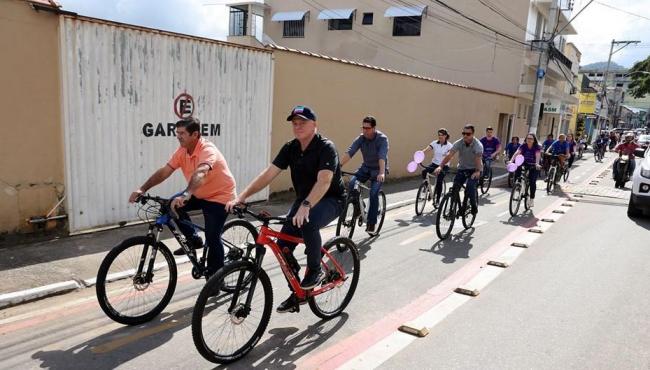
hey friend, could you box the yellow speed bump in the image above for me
[455,286,480,297]
[487,260,509,268]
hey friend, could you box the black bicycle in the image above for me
[415,163,447,215]
[96,193,258,325]
[337,171,386,238]
[509,165,533,217]
[545,154,567,194]
[435,174,479,240]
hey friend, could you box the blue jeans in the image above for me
[452,169,479,213]
[421,163,449,199]
[176,197,228,276]
[277,196,344,274]
[349,166,383,225]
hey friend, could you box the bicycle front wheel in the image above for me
[415,182,429,215]
[375,191,387,234]
[509,182,523,217]
[436,193,456,240]
[336,199,357,238]
[480,167,492,194]
[563,167,570,182]
[221,219,259,292]
[96,236,177,325]
[308,236,360,319]
[433,180,447,209]
[192,261,272,364]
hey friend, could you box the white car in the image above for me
[628,147,650,217]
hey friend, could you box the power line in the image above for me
[478,0,536,37]
[551,0,594,40]
[594,1,650,21]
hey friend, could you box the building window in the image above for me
[393,16,422,36]
[588,73,595,77]
[283,19,305,38]
[615,73,624,78]
[328,14,353,30]
[362,12,373,25]
[229,7,247,36]
[616,83,624,87]
[517,103,522,119]
[596,73,603,77]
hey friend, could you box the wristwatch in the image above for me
[182,191,192,198]
[301,200,311,208]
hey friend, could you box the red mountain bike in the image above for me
[191,205,360,364]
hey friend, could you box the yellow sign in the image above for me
[578,93,597,114]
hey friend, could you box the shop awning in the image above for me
[271,10,309,22]
[384,5,426,17]
[317,8,355,20]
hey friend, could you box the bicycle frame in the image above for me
[242,225,349,302]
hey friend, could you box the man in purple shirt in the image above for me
[479,126,501,182]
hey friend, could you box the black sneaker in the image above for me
[300,269,325,290]
[174,236,204,256]
[365,224,376,236]
[276,294,302,313]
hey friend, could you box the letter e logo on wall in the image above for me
[174,92,194,119]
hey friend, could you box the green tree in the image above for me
[628,55,650,99]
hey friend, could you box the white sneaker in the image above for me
[528,198,534,208]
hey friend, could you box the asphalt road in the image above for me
[1,152,647,370]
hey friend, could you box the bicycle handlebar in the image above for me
[341,171,356,177]
[231,204,287,224]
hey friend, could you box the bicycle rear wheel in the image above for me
[461,192,476,229]
[433,180,447,209]
[336,199,357,238]
[96,236,177,325]
[192,261,272,364]
[415,182,429,215]
[546,168,556,194]
[509,182,523,217]
[435,193,456,240]
[563,167,570,182]
[375,191,387,234]
[221,219,259,292]
[308,236,360,319]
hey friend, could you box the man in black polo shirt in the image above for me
[227,105,345,313]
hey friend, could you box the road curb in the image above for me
[0,281,81,309]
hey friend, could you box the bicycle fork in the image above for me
[137,227,162,284]
[228,245,267,318]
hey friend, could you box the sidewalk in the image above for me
[0,167,508,308]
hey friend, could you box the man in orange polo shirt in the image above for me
[129,117,236,278]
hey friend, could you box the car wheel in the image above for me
[627,194,643,218]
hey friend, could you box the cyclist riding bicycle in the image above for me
[128,117,236,279]
[509,133,542,208]
[613,133,640,180]
[504,136,520,161]
[542,134,555,152]
[567,133,578,168]
[340,116,389,236]
[479,126,501,171]
[226,105,345,314]
[594,133,609,160]
[545,133,571,171]
[419,128,453,205]
[434,124,484,215]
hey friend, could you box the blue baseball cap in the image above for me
[287,105,317,121]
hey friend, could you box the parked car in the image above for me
[637,134,650,151]
[628,148,650,217]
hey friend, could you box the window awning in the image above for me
[317,8,355,20]
[384,5,427,17]
[271,10,309,22]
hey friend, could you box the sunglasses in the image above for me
[361,126,373,130]
[462,132,473,136]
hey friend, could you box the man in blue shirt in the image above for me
[545,133,571,169]
[340,116,389,235]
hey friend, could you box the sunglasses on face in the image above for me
[361,126,373,130]
[462,132,473,136]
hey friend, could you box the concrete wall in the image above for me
[269,48,516,193]
[0,1,64,235]
[263,0,529,96]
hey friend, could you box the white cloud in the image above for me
[60,0,229,40]
[567,0,650,67]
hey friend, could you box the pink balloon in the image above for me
[507,163,518,173]
[514,154,525,166]
[413,151,425,164]
[407,161,418,173]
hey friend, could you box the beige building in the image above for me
[231,0,531,97]
[0,0,65,236]
[517,0,579,138]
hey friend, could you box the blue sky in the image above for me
[60,0,650,68]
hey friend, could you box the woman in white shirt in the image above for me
[420,128,454,202]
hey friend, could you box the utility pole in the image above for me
[528,0,561,136]
[601,39,640,128]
